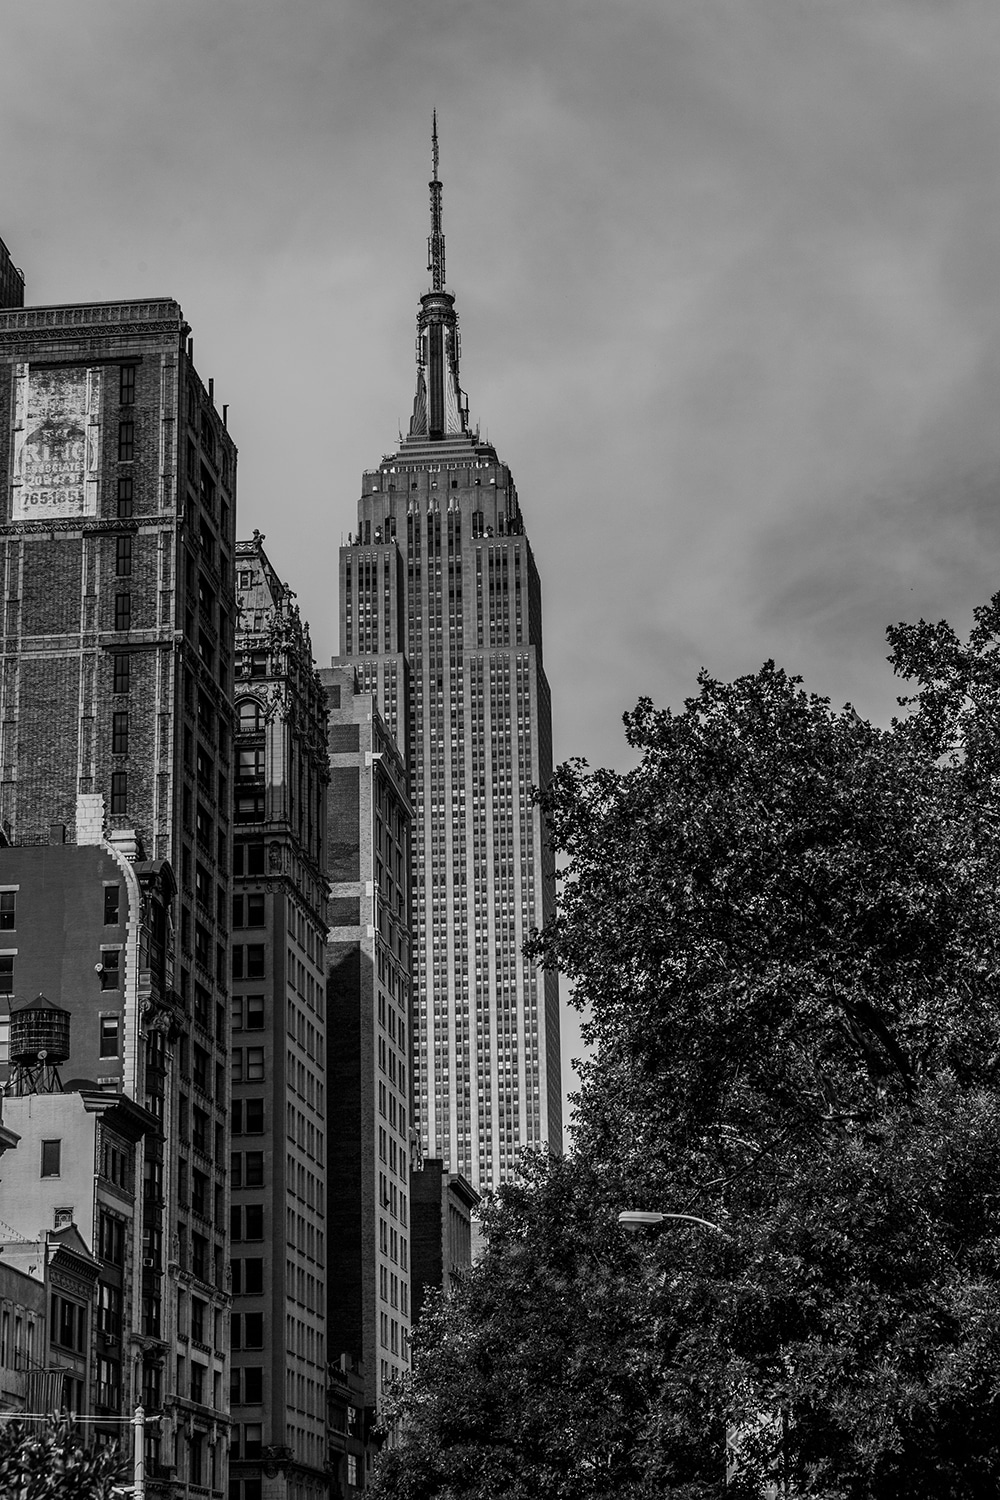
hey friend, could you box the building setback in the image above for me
[322,664,412,1424]
[231,534,330,1500]
[0,287,236,1496]
[337,125,561,1190]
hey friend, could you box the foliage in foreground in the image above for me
[375,595,1000,1500]
[0,1416,123,1500]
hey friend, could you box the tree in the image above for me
[376,597,1000,1500]
[0,1416,124,1500]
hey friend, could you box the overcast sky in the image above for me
[3,0,1000,1109]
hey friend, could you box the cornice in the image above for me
[0,516,165,538]
[0,301,185,344]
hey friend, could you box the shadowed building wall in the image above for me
[322,665,412,1436]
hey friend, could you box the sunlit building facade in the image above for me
[336,126,561,1190]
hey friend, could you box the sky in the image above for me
[3,0,1000,1113]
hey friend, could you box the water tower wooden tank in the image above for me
[7,993,70,1095]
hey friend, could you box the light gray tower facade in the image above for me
[337,123,561,1190]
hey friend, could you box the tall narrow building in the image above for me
[337,123,561,1190]
[0,290,236,1495]
[231,534,330,1500]
[322,663,413,1415]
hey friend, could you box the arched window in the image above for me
[237,698,264,734]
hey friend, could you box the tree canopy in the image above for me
[375,596,1000,1500]
[0,1416,123,1500]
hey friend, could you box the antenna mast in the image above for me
[428,110,446,292]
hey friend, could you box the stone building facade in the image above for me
[231,534,330,1500]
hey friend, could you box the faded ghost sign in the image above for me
[12,364,102,520]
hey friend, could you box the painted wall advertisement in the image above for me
[11,364,102,520]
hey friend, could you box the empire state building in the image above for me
[337,122,561,1190]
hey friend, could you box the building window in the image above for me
[103,886,120,925]
[0,955,12,995]
[196,802,213,847]
[100,950,121,991]
[112,654,130,695]
[119,365,136,406]
[245,994,264,1030]
[0,893,15,930]
[116,476,133,518]
[232,1314,263,1351]
[191,1233,208,1281]
[237,698,264,733]
[247,1260,265,1296]
[99,1212,125,1265]
[40,1139,61,1178]
[192,1044,209,1093]
[115,536,132,577]
[99,1015,120,1057]
[235,792,265,823]
[232,1098,264,1135]
[232,894,265,929]
[234,841,265,877]
[199,518,215,564]
[237,749,265,782]
[51,1295,85,1353]
[98,1282,122,1338]
[111,712,129,755]
[114,593,131,631]
[242,1423,263,1460]
[230,1203,264,1241]
[110,772,127,815]
[245,1048,264,1082]
[118,421,134,462]
[231,945,265,981]
[244,1151,264,1187]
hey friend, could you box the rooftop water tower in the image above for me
[7,994,70,1095]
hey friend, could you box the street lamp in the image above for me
[618,1210,726,1236]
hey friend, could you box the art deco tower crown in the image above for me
[408,113,471,443]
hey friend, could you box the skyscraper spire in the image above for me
[428,110,446,293]
[409,112,469,443]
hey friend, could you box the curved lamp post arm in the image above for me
[618,1210,727,1236]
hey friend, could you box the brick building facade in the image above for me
[0,293,236,1496]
